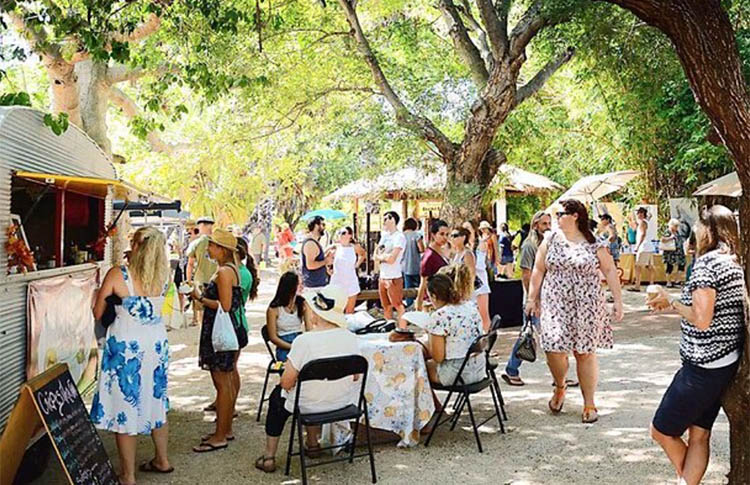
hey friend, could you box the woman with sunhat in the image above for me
[191,228,248,452]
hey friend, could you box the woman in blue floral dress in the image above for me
[92,227,173,484]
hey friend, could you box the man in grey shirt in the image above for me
[401,218,424,307]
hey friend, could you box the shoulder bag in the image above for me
[514,313,537,362]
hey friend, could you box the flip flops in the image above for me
[255,456,276,473]
[192,442,228,453]
[138,460,174,474]
[548,384,567,414]
[501,374,525,386]
[582,405,599,424]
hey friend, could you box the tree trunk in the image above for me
[441,148,506,225]
[42,55,83,127]
[605,1,750,482]
[77,61,113,156]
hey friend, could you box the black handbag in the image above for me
[101,294,122,329]
[514,313,537,362]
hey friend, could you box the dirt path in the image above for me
[37,276,731,484]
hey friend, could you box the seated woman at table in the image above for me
[266,271,307,362]
[437,262,473,303]
[424,266,486,387]
[255,285,359,474]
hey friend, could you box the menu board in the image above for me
[31,367,118,485]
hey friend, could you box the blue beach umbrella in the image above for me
[301,208,347,220]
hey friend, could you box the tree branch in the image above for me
[108,86,190,155]
[438,0,489,87]
[474,0,507,58]
[457,0,494,69]
[515,46,575,106]
[336,0,457,161]
[106,63,176,84]
[3,7,60,57]
[110,13,161,43]
[508,1,546,59]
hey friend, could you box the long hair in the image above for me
[437,263,473,302]
[269,271,304,318]
[453,227,471,249]
[128,226,169,295]
[427,273,460,305]
[339,226,358,245]
[560,199,596,243]
[236,237,259,300]
[528,211,549,247]
[695,205,739,257]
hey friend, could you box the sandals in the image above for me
[201,434,234,442]
[582,405,599,424]
[305,445,323,459]
[192,442,228,453]
[501,374,525,386]
[139,460,174,474]
[548,384,567,414]
[255,456,276,473]
[203,404,217,412]
[550,379,579,388]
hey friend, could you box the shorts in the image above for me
[500,255,514,265]
[174,265,184,286]
[652,360,740,436]
[635,251,654,266]
[378,277,404,309]
[437,356,486,386]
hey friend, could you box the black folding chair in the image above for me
[256,325,285,422]
[284,355,376,485]
[425,331,504,453]
[485,315,508,421]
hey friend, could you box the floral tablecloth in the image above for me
[357,334,435,447]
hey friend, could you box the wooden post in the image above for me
[353,213,358,240]
[402,199,408,223]
[54,188,65,267]
[366,212,371,274]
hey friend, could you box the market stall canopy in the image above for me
[693,171,741,198]
[13,172,170,202]
[323,164,563,201]
[554,170,640,204]
[301,208,347,220]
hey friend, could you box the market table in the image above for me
[489,279,524,327]
[325,333,435,449]
[619,253,692,283]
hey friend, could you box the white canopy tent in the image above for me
[693,171,741,198]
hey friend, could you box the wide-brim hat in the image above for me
[478,220,493,230]
[208,228,237,251]
[401,311,433,329]
[302,285,348,327]
[197,216,215,225]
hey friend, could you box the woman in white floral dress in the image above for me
[92,227,173,484]
[526,200,624,424]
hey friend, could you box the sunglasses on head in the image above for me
[556,211,571,218]
[450,232,461,238]
[312,292,335,311]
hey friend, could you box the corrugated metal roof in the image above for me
[0,107,116,180]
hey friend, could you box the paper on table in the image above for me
[401,311,432,329]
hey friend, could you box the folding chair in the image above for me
[425,332,504,453]
[284,355,376,485]
[256,325,285,422]
[485,315,508,421]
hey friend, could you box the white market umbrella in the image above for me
[555,170,641,203]
[693,171,742,198]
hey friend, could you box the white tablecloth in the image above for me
[356,334,435,447]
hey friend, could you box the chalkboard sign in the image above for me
[0,364,118,485]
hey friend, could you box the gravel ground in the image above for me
[34,275,731,485]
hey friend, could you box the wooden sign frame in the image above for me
[0,363,116,485]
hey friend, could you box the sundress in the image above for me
[91,266,169,435]
[540,232,613,353]
[198,266,247,372]
[452,249,490,297]
[662,232,686,268]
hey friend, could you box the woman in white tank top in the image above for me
[451,225,492,331]
[266,272,306,361]
[329,226,366,313]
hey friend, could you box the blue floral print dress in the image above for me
[91,266,169,435]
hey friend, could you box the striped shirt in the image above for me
[679,248,746,366]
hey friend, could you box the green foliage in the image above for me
[0,91,31,106]
[42,112,69,135]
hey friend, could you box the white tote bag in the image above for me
[212,306,239,352]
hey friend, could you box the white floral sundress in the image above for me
[91,266,169,435]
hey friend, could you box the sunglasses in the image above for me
[556,211,572,218]
[450,232,461,238]
[312,292,335,311]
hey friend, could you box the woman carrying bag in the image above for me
[192,229,248,452]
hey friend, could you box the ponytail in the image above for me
[432,263,473,304]
[236,237,260,300]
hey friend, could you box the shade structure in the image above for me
[693,171,741,198]
[323,164,563,201]
[301,208,347,220]
[554,170,640,204]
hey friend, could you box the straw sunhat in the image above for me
[208,228,237,251]
[302,285,348,327]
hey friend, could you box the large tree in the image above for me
[324,0,579,222]
[602,0,750,482]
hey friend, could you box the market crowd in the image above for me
[90,202,746,485]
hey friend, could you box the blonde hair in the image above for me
[128,226,170,295]
[437,263,473,302]
[668,218,680,230]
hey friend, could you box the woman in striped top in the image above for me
[647,205,747,485]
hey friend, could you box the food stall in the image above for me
[0,107,161,438]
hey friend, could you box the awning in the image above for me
[14,171,169,202]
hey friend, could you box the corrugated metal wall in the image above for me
[0,281,27,432]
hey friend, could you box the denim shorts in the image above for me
[275,332,300,362]
[652,360,739,437]
[437,356,486,386]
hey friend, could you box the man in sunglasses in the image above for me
[301,216,332,289]
[375,211,407,320]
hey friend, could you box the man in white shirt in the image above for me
[375,211,407,320]
[255,284,360,474]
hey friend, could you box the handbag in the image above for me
[101,294,122,329]
[514,313,537,362]
[212,306,239,352]
[661,235,676,252]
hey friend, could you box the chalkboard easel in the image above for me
[0,363,118,485]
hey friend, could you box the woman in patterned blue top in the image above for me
[647,205,747,485]
[92,227,174,484]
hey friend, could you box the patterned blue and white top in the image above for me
[91,266,169,435]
